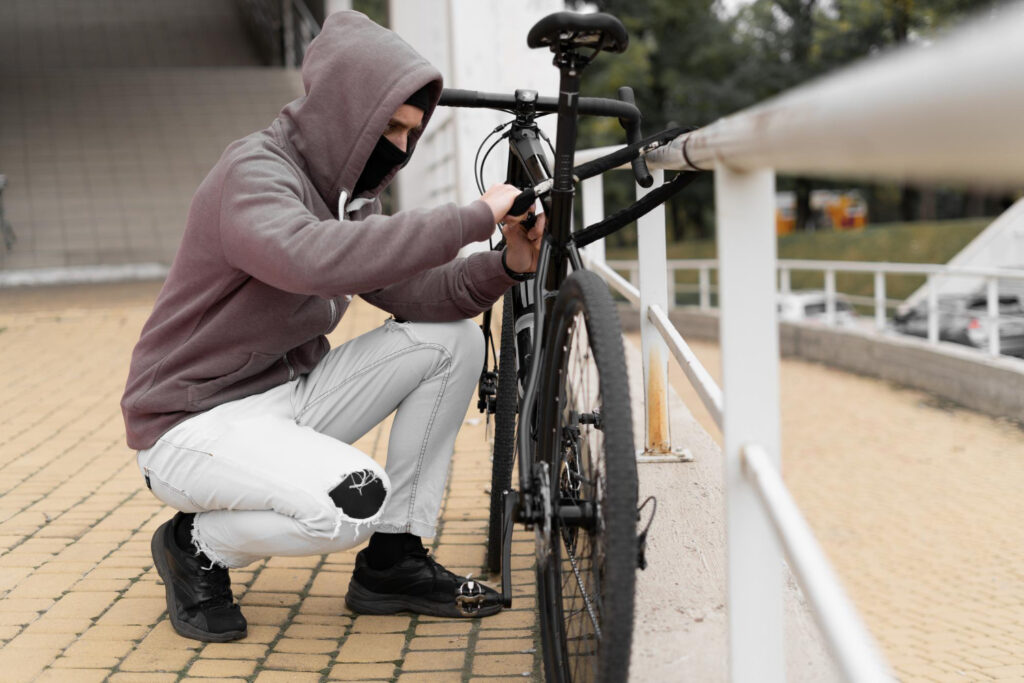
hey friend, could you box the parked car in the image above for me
[893,293,1024,356]
[777,290,859,326]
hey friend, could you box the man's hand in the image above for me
[480,183,523,223]
[502,210,544,275]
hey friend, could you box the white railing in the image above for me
[578,2,1024,680]
[603,258,1024,357]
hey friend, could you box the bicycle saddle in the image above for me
[527,12,628,54]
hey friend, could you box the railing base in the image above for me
[636,447,694,463]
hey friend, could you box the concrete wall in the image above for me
[389,0,563,216]
[620,306,1024,421]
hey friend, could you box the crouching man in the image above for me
[121,11,542,642]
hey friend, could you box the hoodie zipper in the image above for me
[283,352,296,381]
[328,298,339,330]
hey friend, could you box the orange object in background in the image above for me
[776,190,867,233]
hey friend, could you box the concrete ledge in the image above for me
[624,338,839,682]
[620,305,1024,421]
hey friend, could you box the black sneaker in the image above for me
[151,513,247,642]
[346,548,503,618]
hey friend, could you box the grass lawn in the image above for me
[604,218,992,305]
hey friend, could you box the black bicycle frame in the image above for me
[506,61,589,507]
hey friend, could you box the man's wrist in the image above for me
[501,249,533,281]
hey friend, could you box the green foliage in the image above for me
[572,0,1009,243]
[353,0,388,27]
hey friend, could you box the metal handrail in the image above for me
[603,257,1024,356]
[742,444,894,682]
[648,304,723,427]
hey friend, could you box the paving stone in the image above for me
[472,653,535,676]
[108,674,177,683]
[272,637,337,654]
[254,671,322,683]
[327,662,397,680]
[336,633,407,662]
[199,643,269,660]
[36,668,108,683]
[186,658,257,677]
[283,623,344,640]
[118,646,196,672]
[414,621,473,637]
[406,635,470,651]
[475,637,535,653]
[396,672,464,683]
[261,652,331,672]
[350,615,411,634]
[401,649,467,671]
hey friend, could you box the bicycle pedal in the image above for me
[455,580,486,616]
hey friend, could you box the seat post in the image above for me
[545,49,585,290]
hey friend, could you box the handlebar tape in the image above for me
[439,89,641,122]
[617,87,653,188]
[572,172,699,250]
[508,187,538,216]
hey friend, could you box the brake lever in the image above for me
[617,86,653,188]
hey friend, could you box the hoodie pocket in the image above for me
[186,351,280,411]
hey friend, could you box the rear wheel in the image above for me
[535,270,637,683]
[486,290,518,574]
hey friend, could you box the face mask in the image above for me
[354,136,408,196]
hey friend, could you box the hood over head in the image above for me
[280,11,442,211]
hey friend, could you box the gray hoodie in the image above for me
[122,11,513,450]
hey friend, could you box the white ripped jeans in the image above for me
[136,318,483,568]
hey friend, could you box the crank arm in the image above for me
[499,488,519,608]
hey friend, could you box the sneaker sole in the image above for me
[345,579,503,618]
[151,522,247,643]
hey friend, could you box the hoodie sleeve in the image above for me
[360,249,516,321]
[217,151,496,298]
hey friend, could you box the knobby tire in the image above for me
[486,290,518,574]
[535,270,638,683]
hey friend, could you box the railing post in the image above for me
[580,176,605,265]
[715,164,784,683]
[927,275,939,344]
[699,266,711,310]
[668,266,677,309]
[637,169,672,455]
[778,267,791,294]
[874,270,886,331]
[987,277,1001,356]
[824,269,836,326]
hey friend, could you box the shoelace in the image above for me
[193,563,236,609]
[404,548,467,589]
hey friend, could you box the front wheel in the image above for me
[535,270,638,683]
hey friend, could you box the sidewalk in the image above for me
[0,283,540,682]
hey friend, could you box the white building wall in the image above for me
[389,0,564,216]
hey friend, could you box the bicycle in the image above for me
[439,11,698,682]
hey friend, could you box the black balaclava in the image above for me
[352,85,432,197]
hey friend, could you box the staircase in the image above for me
[0,0,305,271]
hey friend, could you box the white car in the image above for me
[777,290,859,326]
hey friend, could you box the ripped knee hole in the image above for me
[328,469,387,520]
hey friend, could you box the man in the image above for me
[121,11,542,643]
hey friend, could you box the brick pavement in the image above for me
[0,283,541,683]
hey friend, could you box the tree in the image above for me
[576,0,1008,243]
